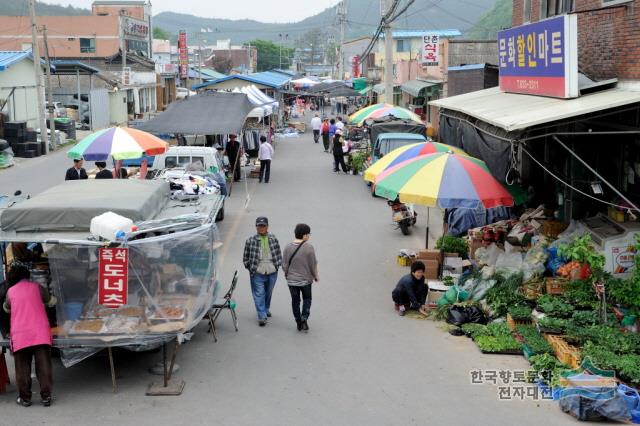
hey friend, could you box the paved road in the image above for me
[0,127,579,425]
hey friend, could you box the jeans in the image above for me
[250,272,278,320]
[313,130,320,143]
[288,284,312,322]
[259,159,271,183]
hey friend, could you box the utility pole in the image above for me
[42,26,55,152]
[338,0,347,80]
[279,34,283,70]
[383,0,395,105]
[120,13,127,81]
[28,0,48,155]
[198,32,203,85]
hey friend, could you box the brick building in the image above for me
[512,0,640,84]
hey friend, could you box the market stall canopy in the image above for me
[326,86,363,98]
[68,127,169,161]
[429,86,640,133]
[0,180,169,233]
[350,103,422,125]
[400,79,441,97]
[137,92,254,135]
[307,81,348,93]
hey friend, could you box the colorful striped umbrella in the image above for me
[348,103,422,125]
[363,142,468,182]
[374,152,514,209]
[68,127,169,161]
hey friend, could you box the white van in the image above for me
[151,146,223,172]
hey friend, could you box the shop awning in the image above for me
[400,79,440,97]
[138,92,254,135]
[429,86,640,132]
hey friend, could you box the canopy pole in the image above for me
[425,207,430,249]
[553,135,640,214]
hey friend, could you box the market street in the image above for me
[0,127,578,426]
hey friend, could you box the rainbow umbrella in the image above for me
[374,152,514,209]
[68,127,169,161]
[349,103,422,125]
[363,142,468,182]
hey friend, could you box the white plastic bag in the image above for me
[475,243,503,266]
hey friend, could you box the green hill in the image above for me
[467,0,512,39]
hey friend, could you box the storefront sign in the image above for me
[352,55,360,78]
[178,30,188,79]
[421,34,440,66]
[498,15,578,98]
[98,248,129,308]
[123,17,149,38]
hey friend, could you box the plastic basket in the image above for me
[543,220,569,238]
[396,255,412,266]
[545,334,580,369]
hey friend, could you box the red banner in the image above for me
[178,30,188,79]
[98,248,129,308]
[352,55,360,78]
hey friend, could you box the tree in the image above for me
[210,56,233,74]
[153,26,172,40]
[247,39,294,71]
[467,0,512,39]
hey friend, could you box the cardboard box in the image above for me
[416,249,441,261]
[424,259,439,279]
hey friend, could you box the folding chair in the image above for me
[207,270,239,342]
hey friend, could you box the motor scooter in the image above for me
[388,199,417,235]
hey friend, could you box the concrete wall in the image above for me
[0,59,42,128]
[109,90,128,125]
[447,67,499,97]
[512,0,640,81]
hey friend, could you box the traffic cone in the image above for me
[0,352,9,394]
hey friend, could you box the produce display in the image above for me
[536,317,567,333]
[472,322,522,353]
[435,235,468,258]
[536,295,574,318]
[508,305,532,321]
[516,325,554,355]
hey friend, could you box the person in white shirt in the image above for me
[335,116,345,132]
[258,135,275,183]
[310,113,322,144]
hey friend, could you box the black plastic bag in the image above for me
[446,305,487,327]
[559,388,631,422]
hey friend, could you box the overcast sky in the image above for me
[42,0,342,22]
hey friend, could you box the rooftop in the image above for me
[0,51,44,71]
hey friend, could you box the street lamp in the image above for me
[279,33,288,69]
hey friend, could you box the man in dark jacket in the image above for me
[225,134,242,182]
[392,261,428,316]
[94,162,113,179]
[65,159,88,181]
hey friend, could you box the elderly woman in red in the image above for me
[3,263,56,407]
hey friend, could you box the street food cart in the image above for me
[0,179,224,393]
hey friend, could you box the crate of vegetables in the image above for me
[545,277,569,295]
[507,306,533,331]
[545,334,581,369]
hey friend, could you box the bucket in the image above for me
[63,302,84,321]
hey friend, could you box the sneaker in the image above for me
[41,397,52,407]
[296,320,303,331]
[258,319,267,327]
[399,306,406,316]
[301,320,309,332]
[16,397,31,407]
[267,311,272,318]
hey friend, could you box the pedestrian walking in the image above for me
[335,116,345,132]
[310,113,322,144]
[333,129,348,173]
[225,134,242,182]
[94,161,113,179]
[64,158,88,181]
[282,224,318,332]
[320,118,330,152]
[243,217,283,326]
[258,135,274,183]
[3,263,56,407]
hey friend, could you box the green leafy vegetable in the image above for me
[508,305,532,321]
[558,234,605,271]
[435,235,468,258]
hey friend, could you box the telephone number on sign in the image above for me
[516,79,539,90]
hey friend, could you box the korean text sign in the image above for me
[421,34,440,66]
[178,30,188,79]
[98,248,129,308]
[498,15,577,98]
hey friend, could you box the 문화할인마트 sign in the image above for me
[498,15,578,98]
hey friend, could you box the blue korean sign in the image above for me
[498,15,578,98]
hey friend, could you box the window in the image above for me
[80,38,95,53]
[164,156,178,168]
[541,0,574,18]
[601,0,633,6]
[523,0,531,22]
[396,39,410,53]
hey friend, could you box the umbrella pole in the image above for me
[425,207,430,249]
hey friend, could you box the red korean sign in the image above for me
[98,248,129,308]
[178,30,188,79]
[352,55,360,78]
[421,34,440,66]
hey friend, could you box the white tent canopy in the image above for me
[292,77,318,87]
[232,85,278,118]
